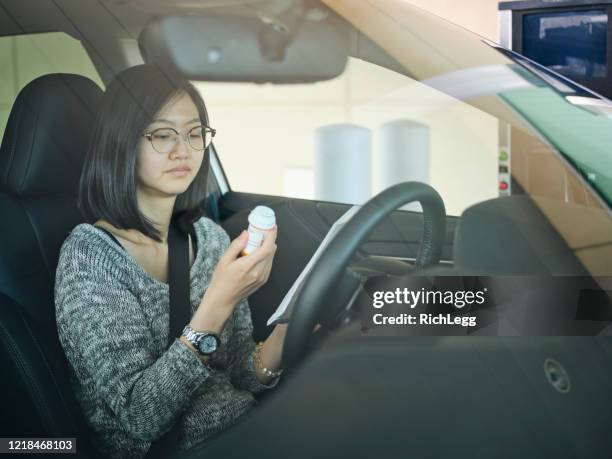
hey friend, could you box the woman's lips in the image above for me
[167,167,190,176]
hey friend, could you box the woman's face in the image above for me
[136,91,204,199]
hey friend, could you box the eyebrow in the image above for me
[150,117,201,126]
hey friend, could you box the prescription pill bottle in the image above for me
[242,206,276,256]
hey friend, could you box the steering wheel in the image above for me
[281,181,446,369]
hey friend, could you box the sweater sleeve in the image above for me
[54,236,212,442]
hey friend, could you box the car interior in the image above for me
[1,1,612,458]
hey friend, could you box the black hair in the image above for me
[78,64,210,241]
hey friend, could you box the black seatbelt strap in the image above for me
[146,215,191,458]
[167,215,191,347]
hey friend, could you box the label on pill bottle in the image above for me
[241,206,276,256]
[243,225,266,255]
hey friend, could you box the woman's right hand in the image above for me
[190,227,278,334]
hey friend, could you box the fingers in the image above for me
[238,249,274,294]
[262,225,278,246]
[221,230,248,263]
[260,256,274,282]
[241,226,278,267]
[250,226,277,262]
[250,254,274,285]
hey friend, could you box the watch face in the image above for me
[197,334,219,355]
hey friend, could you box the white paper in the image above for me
[267,205,362,326]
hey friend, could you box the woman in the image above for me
[54,64,287,459]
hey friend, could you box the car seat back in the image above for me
[0,74,103,457]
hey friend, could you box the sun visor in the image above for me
[138,9,350,84]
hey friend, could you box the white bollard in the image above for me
[314,123,372,205]
[379,120,430,211]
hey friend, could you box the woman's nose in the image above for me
[170,135,190,158]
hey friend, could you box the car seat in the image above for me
[0,74,105,458]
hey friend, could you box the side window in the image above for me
[196,57,498,217]
[0,32,103,140]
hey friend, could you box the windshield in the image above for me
[323,0,612,205]
[198,57,499,217]
[319,0,612,277]
[194,0,611,277]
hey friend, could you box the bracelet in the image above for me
[253,341,283,379]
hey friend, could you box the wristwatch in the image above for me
[181,325,221,356]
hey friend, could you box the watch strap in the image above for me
[182,325,220,355]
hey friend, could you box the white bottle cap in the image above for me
[248,206,276,229]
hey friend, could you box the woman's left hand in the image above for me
[254,322,321,384]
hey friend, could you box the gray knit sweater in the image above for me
[54,216,279,459]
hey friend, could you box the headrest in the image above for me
[0,74,102,197]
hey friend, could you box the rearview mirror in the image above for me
[139,7,350,84]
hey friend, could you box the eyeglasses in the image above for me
[142,125,216,154]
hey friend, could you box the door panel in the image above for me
[218,191,458,341]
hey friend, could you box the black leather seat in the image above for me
[0,74,104,458]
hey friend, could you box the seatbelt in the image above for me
[146,215,192,458]
[167,215,192,347]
